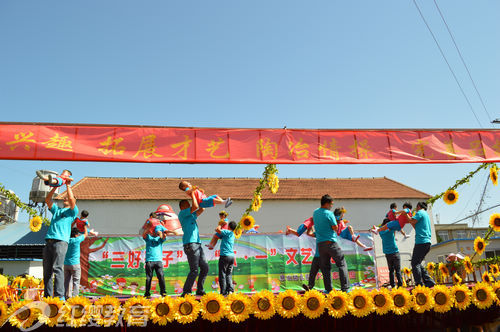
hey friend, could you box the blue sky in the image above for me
[0,1,499,227]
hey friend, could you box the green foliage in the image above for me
[243,164,279,216]
[0,183,49,225]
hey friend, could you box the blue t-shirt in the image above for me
[178,208,201,245]
[313,208,337,244]
[46,204,79,242]
[379,230,398,254]
[216,229,235,257]
[144,234,166,262]
[64,235,85,265]
[413,209,432,244]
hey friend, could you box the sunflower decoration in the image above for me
[474,237,486,256]
[492,281,500,305]
[443,189,459,205]
[348,287,373,318]
[0,301,8,327]
[251,290,275,320]
[426,262,436,274]
[411,285,434,313]
[150,296,176,325]
[490,165,498,186]
[8,300,39,329]
[234,226,243,239]
[240,215,256,231]
[94,295,122,327]
[471,282,495,309]
[489,213,500,232]
[482,271,493,284]
[29,215,43,232]
[326,290,349,318]
[370,288,393,315]
[174,294,201,324]
[438,262,450,279]
[463,256,474,275]
[267,173,279,194]
[38,297,64,327]
[275,289,301,319]
[300,289,326,319]
[122,296,150,327]
[402,267,412,277]
[225,293,251,323]
[490,264,500,278]
[64,296,92,328]
[432,285,453,313]
[251,193,262,212]
[200,293,225,323]
[452,273,462,284]
[390,287,412,315]
[451,284,471,311]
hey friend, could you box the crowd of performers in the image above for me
[39,170,435,301]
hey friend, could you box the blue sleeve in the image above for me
[215,232,222,239]
[77,235,85,244]
[414,211,423,222]
[146,234,161,245]
[50,205,58,214]
[154,225,167,233]
[329,214,337,226]
[191,211,198,219]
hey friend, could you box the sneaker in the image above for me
[301,284,310,292]
[363,247,373,251]
[205,244,214,250]
[353,234,360,242]
[370,226,379,235]
[35,170,46,180]
[285,226,292,236]
[224,198,233,208]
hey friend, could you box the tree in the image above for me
[80,237,109,288]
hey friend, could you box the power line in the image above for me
[433,0,493,124]
[412,0,483,128]
[451,203,500,224]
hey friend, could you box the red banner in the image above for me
[1,122,499,164]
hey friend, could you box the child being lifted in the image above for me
[371,202,412,236]
[179,181,232,209]
[334,207,373,251]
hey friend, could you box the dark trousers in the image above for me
[308,256,326,289]
[411,243,436,287]
[183,242,209,294]
[218,255,234,295]
[318,241,350,292]
[145,261,166,296]
[385,253,403,287]
[43,239,68,298]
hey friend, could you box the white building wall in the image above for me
[0,261,31,277]
[28,261,43,279]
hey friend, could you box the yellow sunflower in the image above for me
[251,193,262,212]
[492,281,500,305]
[8,300,39,329]
[348,287,373,318]
[0,301,8,327]
[490,166,498,186]
[452,273,462,284]
[411,285,434,313]
[122,296,150,327]
[490,264,500,278]
[174,294,201,324]
[402,267,412,277]
[150,296,176,325]
[93,295,122,327]
[225,293,251,323]
[240,215,256,231]
[371,288,393,315]
[463,256,474,274]
[482,271,493,284]
[451,284,471,311]
[300,289,326,319]
[267,173,279,194]
[326,290,349,318]
[471,282,495,309]
[64,296,92,328]
[38,297,64,327]
[474,237,486,256]
[426,262,436,274]
[432,285,453,313]
[29,215,43,232]
[489,213,500,232]
[443,189,459,205]
[438,262,449,278]
[234,226,243,239]
[251,290,275,320]
[391,287,412,315]
[200,293,225,323]
[275,290,301,319]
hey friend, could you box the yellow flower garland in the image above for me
[471,282,495,309]
[174,294,201,324]
[122,296,150,327]
[267,173,279,194]
[251,290,276,320]
[326,290,349,318]
[240,215,256,231]
[8,300,39,329]
[443,189,459,205]
[251,194,263,212]
[463,256,474,274]
[150,296,176,325]
[451,284,471,311]
[390,287,412,315]
[29,215,43,232]
[432,285,453,313]
[490,264,500,278]
[200,293,226,322]
[348,288,373,318]
[225,293,251,323]
[94,295,122,327]
[371,288,393,315]
[491,281,500,305]
[481,271,493,284]
[411,285,434,313]
[490,166,498,186]
[300,290,326,319]
[38,297,64,327]
[426,262,435,274]
[64,296,92,328]
[275,290,301,318]
[474,237,486,256]
[402,267,412,277]
[452,273,462,284]
[490,213,500,232]
[438,263,449,278]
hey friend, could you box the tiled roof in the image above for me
[57,177,430,200]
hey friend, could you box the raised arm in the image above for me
[66,184,76,210]
[215,225,223,234]
[45,187,57,209]
[195,207,205,217]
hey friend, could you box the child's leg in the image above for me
[206,234,219,250]
[285,226,298,236]
[346,225,360,242]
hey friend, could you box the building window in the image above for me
[437,231,449,242]
[454,230,466,239]
[469,230,477,238]
[437,255,446,263]
[485,250,500,259]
